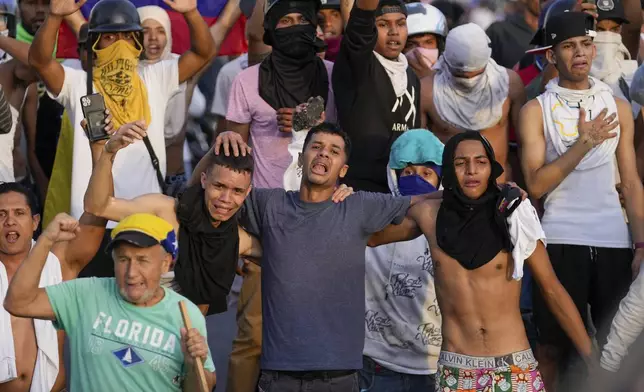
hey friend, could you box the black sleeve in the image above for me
[337,6,378,81]
[485,24,504,67]
[0,86,12,135]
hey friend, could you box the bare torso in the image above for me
[421,72,512,183]
[414,199,530,356]
[1,263,66,392]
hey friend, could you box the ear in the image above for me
[591,43,597,61]
[200,171,207,189]
[339,164,349,179]
[161,252,172,274]
[545,49,556,65]
[245,184,253,198]
[32,214,41,233]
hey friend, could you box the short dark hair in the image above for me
[0,182,39,216]
[205,150,255,177]
[302,122,352,160]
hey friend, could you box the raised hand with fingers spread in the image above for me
[49,0,87,17]
[214,131,252,157]
[577,108,619,148]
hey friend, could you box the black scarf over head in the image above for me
[259,0,328,110]
[174,184,239,315]
[436,131,512,270]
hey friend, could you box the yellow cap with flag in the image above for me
[107,213,178,258]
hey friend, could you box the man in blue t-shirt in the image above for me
[213,122,435,392]
[4,212,217,392]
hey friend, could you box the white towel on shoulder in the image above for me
[540,77,619,171]
[507,200,546,280]
[0,241,61,391]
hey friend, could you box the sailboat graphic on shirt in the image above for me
[112,346,144,367]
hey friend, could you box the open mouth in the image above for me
[311,161,329,175]
[5,231,19,244]
[464,180,480,188]
[211,204,232,215]
[127,283,145,290]
[386,40,401,50]
[147,44,160,53]
[572,60,588,69]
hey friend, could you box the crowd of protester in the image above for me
[3,0,644,390]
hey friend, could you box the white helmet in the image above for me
[405,3,448,38]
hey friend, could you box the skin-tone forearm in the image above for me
[541,282,593,359]
[622,181,644,244]
[185,9,215,60]
[209,0,242,53]
[526,139,592,199]
[4,235,54,315]
[64,10,86,37]
[341,0,355,25]
[84,148,116,217]
[0,36,31,65]
[28,14,62,69]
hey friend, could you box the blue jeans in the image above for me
[358,356,436,392]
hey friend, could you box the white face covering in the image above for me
[451,72,485,91]
[591,31,630,83]
[0,29,8,60]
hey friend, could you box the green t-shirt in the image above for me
[46,277,215,391]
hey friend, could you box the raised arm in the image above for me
[167,0,216,84]
[84,122,175,222]
[0,35,32,65]
[528,241,593,360]
[28,0,85,96]
[367,216,421,247]
[22,85,48,202]
[63,9,87,37]
[3,214,79,320]
[614,99,644,275]
[518,99,616,199]
[209,0,243,56]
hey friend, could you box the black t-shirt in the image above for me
[486,14,536,69]
[333,7,421,193]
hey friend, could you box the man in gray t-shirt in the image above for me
[240,123,416,392]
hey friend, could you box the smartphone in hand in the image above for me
[292,96,325,132]
[80,93,109,141]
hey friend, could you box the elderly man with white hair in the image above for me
[4,213,217,391]
[420,23,526,183]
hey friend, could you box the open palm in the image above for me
[50,0,87,17]
[162,0,197,13]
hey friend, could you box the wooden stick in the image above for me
[179,301,209,392]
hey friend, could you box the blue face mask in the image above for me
[397,174,438,196]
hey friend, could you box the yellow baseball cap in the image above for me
[107,213,178,258]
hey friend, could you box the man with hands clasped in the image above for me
[3,212,217,391]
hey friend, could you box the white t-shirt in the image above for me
[49,60,179,226]
[211,53,248,117]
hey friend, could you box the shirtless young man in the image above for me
[370,131,593,391]
[0,181,106,392]
[419,23,526,182]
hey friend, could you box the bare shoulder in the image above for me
[519,98,542,117]
[507,69,525,95]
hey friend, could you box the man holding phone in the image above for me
[27,0,215,277]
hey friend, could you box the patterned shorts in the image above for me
[436,349,545,392]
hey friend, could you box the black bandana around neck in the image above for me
[259,1,328,110]
[436,131,512,270]
[174,184,239,314]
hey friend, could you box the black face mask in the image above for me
[270,24,318,60]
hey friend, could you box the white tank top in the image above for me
[0,104,17,182]
[538,93,630,248]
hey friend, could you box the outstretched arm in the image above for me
[0,35,32,65]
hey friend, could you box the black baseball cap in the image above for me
[597,0,629,24]
[526,11,596,53]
